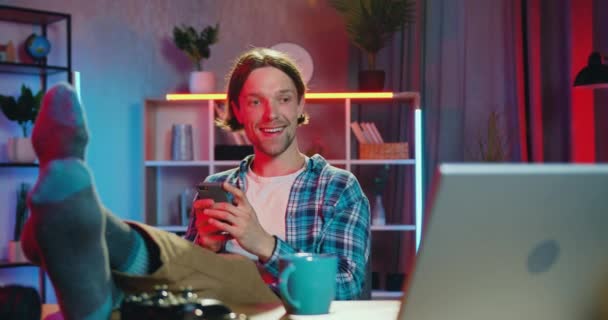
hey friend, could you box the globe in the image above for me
[26,34,51,60]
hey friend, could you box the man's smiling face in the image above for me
[233,66,304,158]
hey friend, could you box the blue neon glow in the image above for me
[415,109,423,252]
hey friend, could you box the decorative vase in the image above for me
[189,71,216,93]
[8,241,28,263]
[358,70,385,91]
[171,124,194,161]
[7,137,36,163]
[372,194,386,225]
[179,187,197,226]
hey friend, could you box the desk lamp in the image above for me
[574,52,608,88]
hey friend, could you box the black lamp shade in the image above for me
[574,52,608,88]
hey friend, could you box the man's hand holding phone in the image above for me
[193,182,233,252]
[201,182,276,262]
[194,181,276,261]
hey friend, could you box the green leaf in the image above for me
[172,23,219,71]
[0,85,43,137]
[0,95,19,121]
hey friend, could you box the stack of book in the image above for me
[350,122,409,159]
[350,122,384,144]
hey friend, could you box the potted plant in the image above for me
[328,0,416,91]
[8,183,31,262]
[476,111,509,162]
[172,23,220,93]
[0,84,43,163]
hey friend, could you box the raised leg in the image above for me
[21,83,151,319]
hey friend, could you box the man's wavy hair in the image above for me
[216,47,309,131]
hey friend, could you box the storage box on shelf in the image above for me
[144,92,423,299]
[359,142,409,160]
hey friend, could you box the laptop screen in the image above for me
[398,164,608,320]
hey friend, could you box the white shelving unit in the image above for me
[370,290,406,300]
[144,92,423,299]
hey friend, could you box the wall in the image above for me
[0,0,350,302]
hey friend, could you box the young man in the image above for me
[184,48,371,298]
[20,47,369,320]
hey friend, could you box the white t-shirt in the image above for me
[225,165,305,259]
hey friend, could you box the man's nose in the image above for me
[263,101,279,119]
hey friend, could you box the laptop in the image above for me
[398,164,608,320]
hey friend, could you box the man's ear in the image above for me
[231,101,243,124]
[297,97,305,117]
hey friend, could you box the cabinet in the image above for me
[143,92,423,299]
[0,4,73,162]
[0,5,71,288]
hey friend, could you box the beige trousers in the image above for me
[109,222,281,318]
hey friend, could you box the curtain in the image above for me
[423,0,525,174]
[386,0,608,295]
[418,0,526,279]
[351,0,528,288]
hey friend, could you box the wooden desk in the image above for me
[0,259,46,303]
[39,300,402,320]
[249,300,401,320]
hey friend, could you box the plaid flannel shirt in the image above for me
[184,154,370,300]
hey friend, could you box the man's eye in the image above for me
[247,99,260,106]
[280,96,292,103]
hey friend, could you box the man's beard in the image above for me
[254,129,296,157]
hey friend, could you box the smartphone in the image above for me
[196,182,230,203]
[195,182,232,236]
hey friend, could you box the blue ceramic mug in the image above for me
[278,253,337,315]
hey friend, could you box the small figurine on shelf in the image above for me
[0,43,6,61]
[8,183,31,262]
[0,85,43,163]
[179,187,197,226]
[371,165,390,225]
[13,183,30,241]
[0,41,16,62]
[6,40,16,63]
